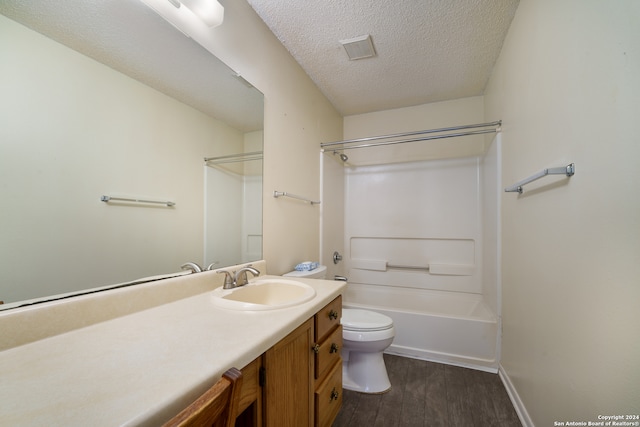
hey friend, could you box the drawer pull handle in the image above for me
[312,344,320,354]
[330,343,339,353]
[330,387,340,402]
[328,309,339,320]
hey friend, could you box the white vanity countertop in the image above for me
[0,274,346,426]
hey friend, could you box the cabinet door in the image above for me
[263,318,314,427]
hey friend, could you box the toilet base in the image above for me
[342,351,391,394]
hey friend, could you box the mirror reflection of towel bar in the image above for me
[101,195,175,207]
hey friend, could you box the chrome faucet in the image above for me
[218,266,261,289]
[234,266,260,286]
[181,262,203,273]
[206,261,219,271]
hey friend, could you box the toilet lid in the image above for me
[341,308,393,332]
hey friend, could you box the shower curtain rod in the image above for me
[320,121,501,151]
[204,151,263,164]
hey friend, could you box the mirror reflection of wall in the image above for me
[0,8,264,307]
[204,139,263,269]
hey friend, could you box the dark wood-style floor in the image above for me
[333,354,522,427]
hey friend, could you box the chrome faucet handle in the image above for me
[234,266,260,286]
[217,270,235,289]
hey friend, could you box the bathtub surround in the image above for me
[339,146,501,371]
[327,97,502,372]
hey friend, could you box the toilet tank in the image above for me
[283,265,327,279]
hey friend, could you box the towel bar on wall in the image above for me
[504,163,575,194]
[273,191,321,205]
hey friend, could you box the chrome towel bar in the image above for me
[505,163,575,194]
[273,191,321,205]
[101,196,175,207]
[204,151,263,164]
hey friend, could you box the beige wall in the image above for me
[344,96,485,138]
[204,0,343,274]
[484,0,640,424]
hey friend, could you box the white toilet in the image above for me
[341,308,395,393]
[284,265,395,394]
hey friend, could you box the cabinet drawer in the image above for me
[315,295,342,343]
[314,325,342,381]
[314,361,342,427]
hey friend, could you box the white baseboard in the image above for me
[498,364,534,427]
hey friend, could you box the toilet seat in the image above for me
[342,308,393,332]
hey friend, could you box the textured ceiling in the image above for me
[248,0,520,116]
[0,0,264,132]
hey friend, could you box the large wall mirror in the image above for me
[0,0,264,308]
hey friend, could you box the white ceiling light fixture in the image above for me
[339,35,376,60]
[167,0,224,28]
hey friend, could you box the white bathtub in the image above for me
[342,283,499,372]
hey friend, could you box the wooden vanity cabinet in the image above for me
[238,296,343,427]
[313,296,343,427]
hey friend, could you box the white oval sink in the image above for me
[211,278,316,311]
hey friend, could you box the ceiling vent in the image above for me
[339,35,376,60]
